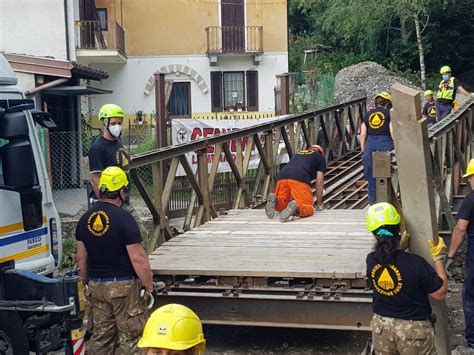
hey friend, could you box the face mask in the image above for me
[442,74,450,81]
[108,124,122,138]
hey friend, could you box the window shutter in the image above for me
[246,71,258,111]
[211,71,223,112]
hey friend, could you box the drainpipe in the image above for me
[64,0,70,60]
[25,78,69,96]
[66,0,76,61]
[64,0,77,61]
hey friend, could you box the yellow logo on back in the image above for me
[368,112,386,129]
[87,211,110,237]
[378,268,395,290]
[371,263,403,296]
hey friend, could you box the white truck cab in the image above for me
[0,53,62,275]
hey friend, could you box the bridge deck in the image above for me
[149,209,373,280]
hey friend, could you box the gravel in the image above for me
[333,61,418,108]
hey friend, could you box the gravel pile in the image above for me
[334,61,418,108]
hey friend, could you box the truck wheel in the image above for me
[0,311,29,355]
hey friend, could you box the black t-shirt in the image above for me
[89,136,130,198]
[364,108,391,136]
[276,150,326,185]
[366,250,443,320]
[75,202,142,278]
[457,191,474,236]
[422,101,437,123]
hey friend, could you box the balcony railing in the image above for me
[206,26,263,54]
[76,20,126,55]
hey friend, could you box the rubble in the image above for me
[333,61,418,107]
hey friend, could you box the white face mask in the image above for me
[108,124,122,138]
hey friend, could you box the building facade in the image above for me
[74,0,289,122]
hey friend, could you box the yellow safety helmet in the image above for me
[138,304,206,353]
[463,159,474,178]
[376,91,392,104]
[440,65,452,74]
[366,202,401,232]
[424,90,434,97]
[98,104,124,121]
[99,166,129,192]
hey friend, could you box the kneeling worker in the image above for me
[265,144,326,222]
[138,304,206,354]
[365,202,448,354]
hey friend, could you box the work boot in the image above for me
[265,193,278,219]
[279,200,299,222]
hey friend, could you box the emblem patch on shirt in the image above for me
[370,263,403,296]
[87,211,110,237]
[428,106,436,118]
[368,112,386,129]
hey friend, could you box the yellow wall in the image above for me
[247,0,288,52]
[95,0,287,55]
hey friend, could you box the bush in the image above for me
[61,238,76,269]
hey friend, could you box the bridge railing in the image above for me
[129,98,367,251]
[428,100,474,231]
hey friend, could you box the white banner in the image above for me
[171,118,289,176]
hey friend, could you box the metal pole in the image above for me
[390,83,450,353]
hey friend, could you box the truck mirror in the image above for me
[2,141,37,188]
[1,140,42,230]
[31,109,57,129]
[0,110,29,139]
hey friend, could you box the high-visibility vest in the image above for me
[437,77,455,101]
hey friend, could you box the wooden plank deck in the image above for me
[149,209,373,279]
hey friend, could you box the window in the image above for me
[97,8,108,31]
[223,72,244,110]
[211,71,259,112]
[168,82,191,117]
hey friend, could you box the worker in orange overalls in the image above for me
[265,145,326,222]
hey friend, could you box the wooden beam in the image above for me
[161,157,179,216]
[390,82,450,353]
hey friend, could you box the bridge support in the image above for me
[390,83,451,353]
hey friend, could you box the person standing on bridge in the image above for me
[360,92,394,205]
[138,303,206,354]
[75,166,155,354]
[365,202,448,354]
[446,159,474,351]
[265,144,326,222]
[88,103,148,241]
[436,65,471,121]
[422,90,437,125]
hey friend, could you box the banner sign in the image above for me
[171,118,289,176]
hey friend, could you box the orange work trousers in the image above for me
[274,179,314,217]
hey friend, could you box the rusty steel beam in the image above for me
[154,291,373,331]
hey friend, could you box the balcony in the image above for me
[206,26,263,66]
[75,20,127,64]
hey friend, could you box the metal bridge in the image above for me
[129,84,473,346]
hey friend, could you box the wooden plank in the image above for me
[150,208,372,280]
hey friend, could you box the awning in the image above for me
[42,85,113,96]
[3,53,109,81]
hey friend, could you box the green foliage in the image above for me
[289,0,474,87]
[61,238,76,269]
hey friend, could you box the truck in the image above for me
[0,54,84,354]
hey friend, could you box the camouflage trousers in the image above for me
[371,314,436,355]
[86,279,148,355]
